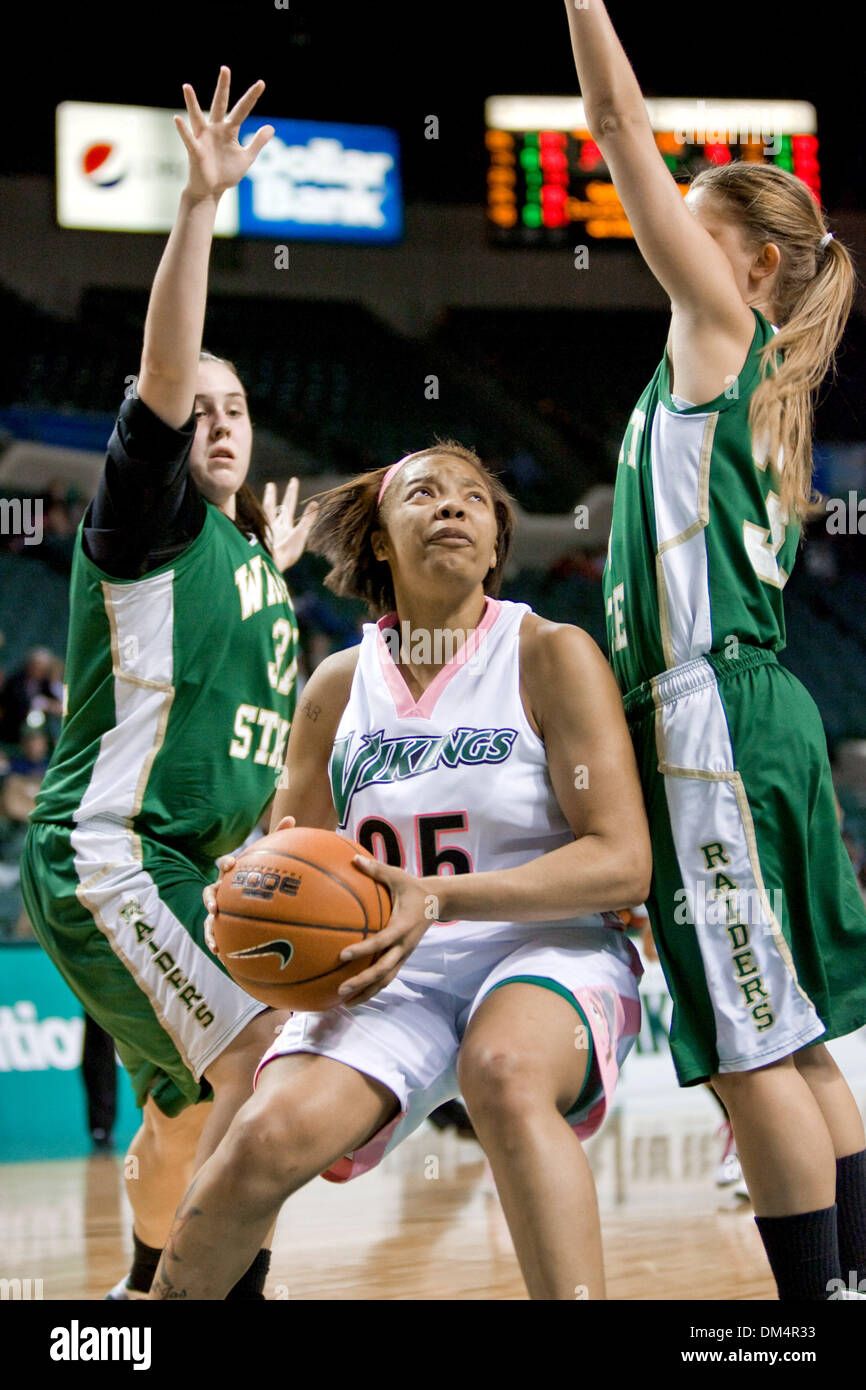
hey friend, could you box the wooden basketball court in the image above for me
[4,960,865,1301]
[0,1111,777,1300]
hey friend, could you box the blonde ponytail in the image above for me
[690,164,856,519]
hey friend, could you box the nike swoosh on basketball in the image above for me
[228,940,294,970]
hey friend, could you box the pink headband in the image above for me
[377,454,414,504]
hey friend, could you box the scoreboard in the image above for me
[485,96,820,246]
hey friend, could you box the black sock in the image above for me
[128,1231,163,1294]
[226,1249,272,1301]
[836,1149,866,1289]
[754,1206,841,1301]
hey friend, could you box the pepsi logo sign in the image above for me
[81,142,127,188]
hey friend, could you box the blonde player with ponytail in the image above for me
[564,1,866,1301]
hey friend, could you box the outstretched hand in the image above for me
[262,479,320,573]
[336,855,437,1006]
[174,65,274,201]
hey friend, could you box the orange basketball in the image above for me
[213,827,391,1011]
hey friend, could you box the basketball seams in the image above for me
[216,911,363,934]
[216,831,393,1009]
[238,845,371,937]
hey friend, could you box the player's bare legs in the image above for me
[712,1047,865,1215]
[117,1009,288,1290]
[793,1043,866,1157]
[125,1099,209,1248]
[150,1052,399,1299]
[458,982,602,1300]
[195,1008,291,1169]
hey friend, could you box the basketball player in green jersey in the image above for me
[20,68,316,1300]
[563,3,866,1300]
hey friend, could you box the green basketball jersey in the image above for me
[31,504,298,865]
[603,310,799,694]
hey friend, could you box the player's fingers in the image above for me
[215,853,237,877]
[242,125,275,165]
[278,501,320,569]
[347,969,402,1006]
[227,78,266,129]
[202,883,218,915]
[173,115,197,157]
[204,915,219,954]
[339,921,403,962]
[294,501,319,538]
[262,481,277,516]
[280,477,299,523]
[338,944,403,1000]
[341,947,404,1004]
[209,65,231,124]
[338,935,381,964]
[352,853,398,888]
[182,82,206,136]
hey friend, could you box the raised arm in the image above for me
[561,0,752,337]
[137,67,274,428]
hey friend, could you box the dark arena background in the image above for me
[2,0,866,1355]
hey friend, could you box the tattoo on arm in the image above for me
[151,1268,188,1300]
[302,699,321,722]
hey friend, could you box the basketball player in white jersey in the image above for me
[150,443,651,1300]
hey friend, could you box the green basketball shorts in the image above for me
[624,645,866,1087]
[20,818,268,1116]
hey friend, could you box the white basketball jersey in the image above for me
[329,597,624,942]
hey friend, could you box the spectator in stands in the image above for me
[505,447,543,493]
[1,723,51,825]
[549,547,607,584]
[842,830,866,905]
[42,482,76,539]
[0,648,63,741]
[0,664,9,767]
[0,723,50,939]
[3,482,84,570]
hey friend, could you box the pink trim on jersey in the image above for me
[255,1043,404,1185]
[620,994,642,1031]
[573,1097,607,1140]
[320,1109,404,1184]
[375,596,502,720]
[568,986,641,1141]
